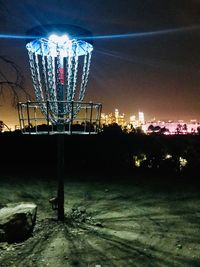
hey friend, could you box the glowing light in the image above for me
[179,157,187,170]
[0,34,43,40]
[47,34,72,58]
[48,34,69,44]
[165,154,172,159]
[27,36,93,57]
[133,154,147,167]
[78,25,200,41]
[138,112,145,125]
[0,25,200,41]
[130,115,136,122]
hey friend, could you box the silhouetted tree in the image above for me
[153,125,161,133]
[160,127,169,135]
[0,56,30,106]
[182,124,187,133]
[102,123,123,135]
[147,124,154,133]
[0,120,4,132]
[147,125,168,135]
[0,120,11,132]
[176,124,182,134]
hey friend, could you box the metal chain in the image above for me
[28,49,40,100]
[71,42,79,117]
[79,50,92,102]
[56,44,65,121]
[46,51,58,120]
[64,48,73,121]
[28,47,48,119]
[34,53,47,116]
[72,42,79,101]
[79,53,88,101]
[76,49,92,114]
[26,38,93,126]
[41,42,49,100]
[66,47,73,102]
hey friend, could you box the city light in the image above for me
[100,108,200,135]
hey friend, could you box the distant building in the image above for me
[130,115,136,123]
[101,109,125,126]
[115,109,119,124]
[129,111,145,128]
[138,111,145,125]
[101,108,200,135]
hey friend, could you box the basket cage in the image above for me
[18,100,102,135]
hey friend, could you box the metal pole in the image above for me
[17,103,23,132]
[57,133,65,221]
[85,104,88,133]
[98,104,102,133]
[21,104,25,133]
[34,106,37,134]
[70,101,74,135]
[26,101,31,134]
[47,100,50,135]
[89,102,93,134]
[56,52,66,221]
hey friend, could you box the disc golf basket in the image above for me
[18,25,102,221]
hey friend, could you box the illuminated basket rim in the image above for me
[26,37,93,57]
[25,24,94,57]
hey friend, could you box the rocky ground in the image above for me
[0,174,200,267]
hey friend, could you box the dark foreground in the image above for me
[0,174,200,267]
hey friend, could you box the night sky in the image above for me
[1,0,200,127]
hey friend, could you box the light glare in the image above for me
[48,34,69,44]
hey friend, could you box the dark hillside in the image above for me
[0,133,200,181]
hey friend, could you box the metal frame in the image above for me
[21,30,102,221]
[18,100,102,135]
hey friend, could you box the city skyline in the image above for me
[101,108,200,124]
[2,105,200,132]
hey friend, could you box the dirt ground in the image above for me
[0,174,200,267]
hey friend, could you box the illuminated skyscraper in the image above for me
[115,109,119,124]
[130,115,136,124]
[101,108,125,126]
[139,112,145,125]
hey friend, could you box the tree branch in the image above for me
[0,55,31,106]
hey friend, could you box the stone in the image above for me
[0,203,37,243]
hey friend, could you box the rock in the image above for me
[0,203,37,243]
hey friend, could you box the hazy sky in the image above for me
[1,0,200,126]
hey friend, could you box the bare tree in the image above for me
[0,120,11,132]
[0,55,31,106]
[0,0,33,107]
